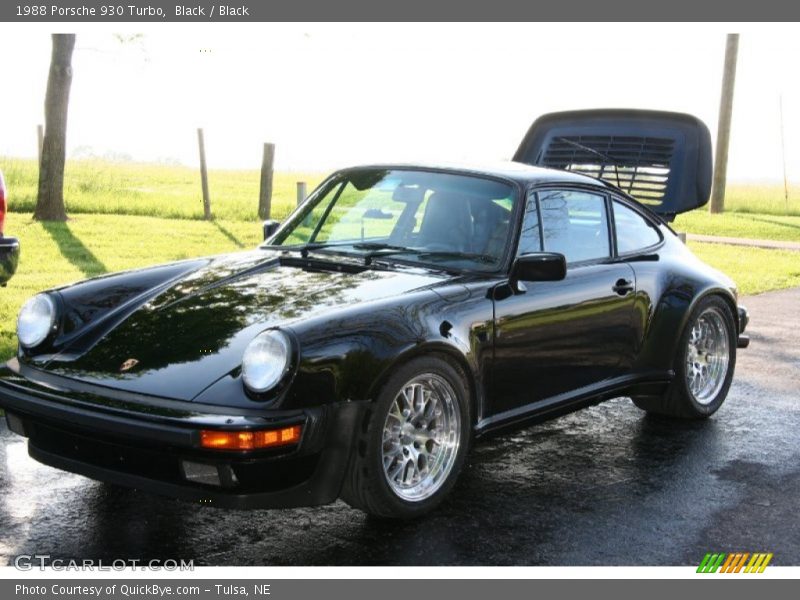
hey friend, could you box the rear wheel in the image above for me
[633,296,736,419]
[341,356,471,518]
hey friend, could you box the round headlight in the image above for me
[17,294,57,349]
[241,330,292,394]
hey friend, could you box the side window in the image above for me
[539,189,610,263]
[613,200,662,254]
[517,192,542,255]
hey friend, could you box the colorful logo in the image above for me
[697,552,773,573]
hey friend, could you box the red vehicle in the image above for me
[0,168,20,286]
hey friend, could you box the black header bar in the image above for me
[2,0,800,22]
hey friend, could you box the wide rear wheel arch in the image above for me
[633,294,737,419]
[640,287,738,371]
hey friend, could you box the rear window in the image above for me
[613,200,662,254]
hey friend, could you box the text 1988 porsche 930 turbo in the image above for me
[0,110,749,518]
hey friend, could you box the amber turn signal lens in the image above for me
[200,425,302,450]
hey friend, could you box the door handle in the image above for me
[612,278,634,295]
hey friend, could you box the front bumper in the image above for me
[0,236,20,286]
[0,359,364,509]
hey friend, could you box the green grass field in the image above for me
[0,212,263,361]
[673,210,800,243]
[710,183,800,217]
[688,241,800,295]
[0,157,325,221]
[3,156,799,226]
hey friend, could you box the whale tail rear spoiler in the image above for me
[514,109,713,221]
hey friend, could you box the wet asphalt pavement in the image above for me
[0,287,798,566]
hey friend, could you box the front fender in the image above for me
[363,338,485,429]
[282,287,493,422]
[23,259,208,359]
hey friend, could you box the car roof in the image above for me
[336,160,613,189]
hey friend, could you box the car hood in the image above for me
[43,250,449,400]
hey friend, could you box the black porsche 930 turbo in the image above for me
[0,110,749,518]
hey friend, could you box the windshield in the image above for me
[270,168,517,272]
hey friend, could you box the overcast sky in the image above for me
[1,23,798,181]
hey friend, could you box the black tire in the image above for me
[341,355,472,519]
[633,295,737,419]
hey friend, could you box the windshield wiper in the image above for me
[352,242,424,265]
[276,242,497,268]
[415,251,498,264]
[556,136,623,190]
[354,243,497,267]
[352,242,422,253]
[268,242,351,258]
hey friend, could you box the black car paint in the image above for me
[37,252,456,404]
[0,358,363,508]
[0,236,19,286]
[0,163,745,509]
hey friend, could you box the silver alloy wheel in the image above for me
[381,373,461,502]
[685,307,731,405]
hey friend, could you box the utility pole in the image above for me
[709,33,739,214]
[779,94,789,208]
[37,124,44,165]
[197,128,211,220]
[258,143,275,220]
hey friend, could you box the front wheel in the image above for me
[633,296,737,419]
[341,356,471,518]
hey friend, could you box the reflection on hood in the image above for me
[44,250,448,400]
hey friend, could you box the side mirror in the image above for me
[510,253,566,291]
[262,219,281,241]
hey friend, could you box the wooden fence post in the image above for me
[197,128,212,220]
[709,33,739,214]
[779,95,789,208]
[37,124,44,165]
[259,143,275,220]
[296,181,307,206]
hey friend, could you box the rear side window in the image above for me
[539,190,610,263]
[613,200,662,254]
